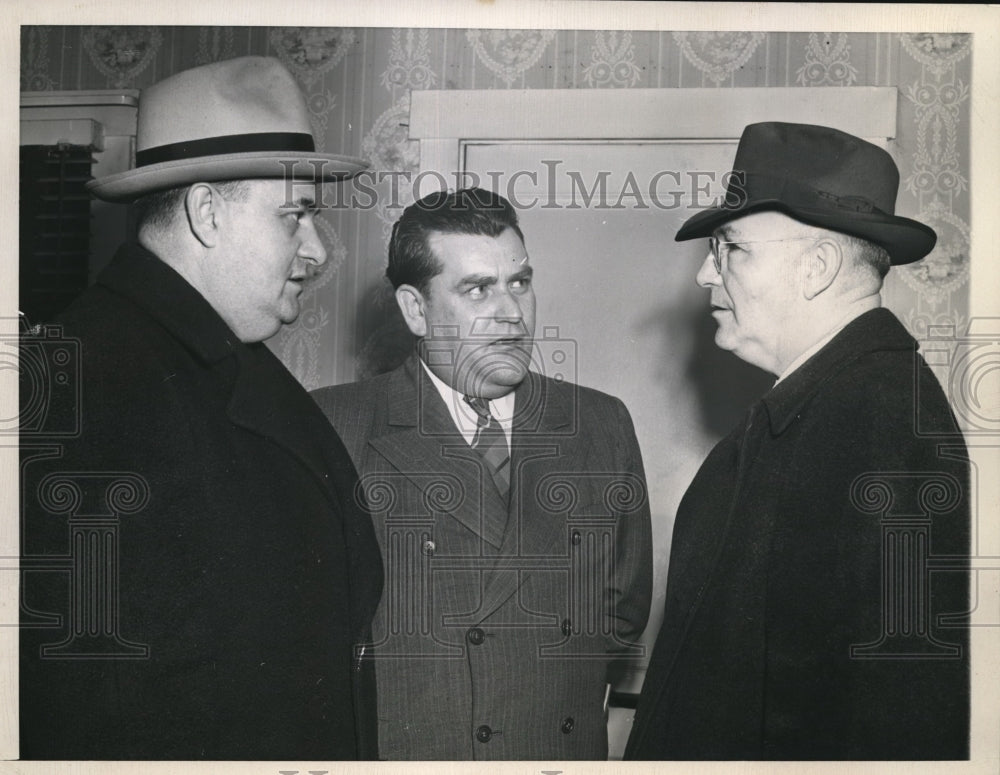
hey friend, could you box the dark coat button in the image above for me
[467,627,486,645]
[561,618,572,636]
[571,530,582,545]
[475,724,493,743]
[561,716,575,734]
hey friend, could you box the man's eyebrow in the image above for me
[457,273,498,287]
[510,264,534,280]
[715,224,737,240]
[282,196,318,211]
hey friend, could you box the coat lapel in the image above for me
[225,343,341,503]
[367,358,510,549]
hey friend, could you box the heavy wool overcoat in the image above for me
[312,357,653,760]
[20,244,383,760]
[625,308,970,760]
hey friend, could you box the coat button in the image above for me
[475,724,493,743]
[571,530,582,545]
[421,538,436,555]
[561,618,572,636]
[561,716,575,734]
[467,627,486,645]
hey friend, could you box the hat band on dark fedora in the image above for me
[724,171,890,217]
[135,132,317,168]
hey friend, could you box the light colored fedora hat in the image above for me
[87,56,368,202]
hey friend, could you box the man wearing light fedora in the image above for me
[20,56,383,759]
[625,122,970,760]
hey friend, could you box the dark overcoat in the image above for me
[20,244,383,760]
[625,308,970,760]
[312,357,653,759]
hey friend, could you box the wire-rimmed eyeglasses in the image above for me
[707,235,820,273]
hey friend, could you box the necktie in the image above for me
[463,395,511,501]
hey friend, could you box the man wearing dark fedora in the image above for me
[19,56,383,759]
[625,122,970,760]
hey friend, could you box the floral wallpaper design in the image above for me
[897,36,971,308]
[82,26,162,88]
[466,29,557,86]
[362,92,420,244]
[583,31,642,88]
[195,27,236,65]
[381,28,437,92]
[673,31,766,85]
[269,27,357,87]
[21,26,56,91]
[900,200,971,306]
[899,33,972,78]
[305,88,337,152]
[795,33,858,86]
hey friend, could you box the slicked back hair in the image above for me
[386,188,524,295]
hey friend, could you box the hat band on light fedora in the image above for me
[724,172,890,217]
[136,132,316,168]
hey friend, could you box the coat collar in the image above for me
[97,242,241,364]
[385,354,574,435]
[99,244,355,527]
[760,308,917,436]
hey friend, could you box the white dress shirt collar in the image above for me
[419,359,515,450]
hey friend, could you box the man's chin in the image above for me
[462,364,529,399]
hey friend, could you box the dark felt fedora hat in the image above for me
[87,56,368,202]
[675,121,935,265]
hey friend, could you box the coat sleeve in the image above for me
[604,396,654,651]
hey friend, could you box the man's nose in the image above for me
[299,219,328,267]
[695,251,721,288]
[492,286,525,323]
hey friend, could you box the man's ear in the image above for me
[801,238,843,300]
[185,183,222,248]
[395,284,428,338]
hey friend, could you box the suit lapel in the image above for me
[367,359,510,549]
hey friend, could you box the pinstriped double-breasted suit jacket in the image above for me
[312,356,652,760]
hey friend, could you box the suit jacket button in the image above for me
[475,724,493,743]
[561,717,575,734]
[561,618,572,636]
[467,627,486,645]
[571,530,582,545]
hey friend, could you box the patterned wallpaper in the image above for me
[20,27,972,389]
